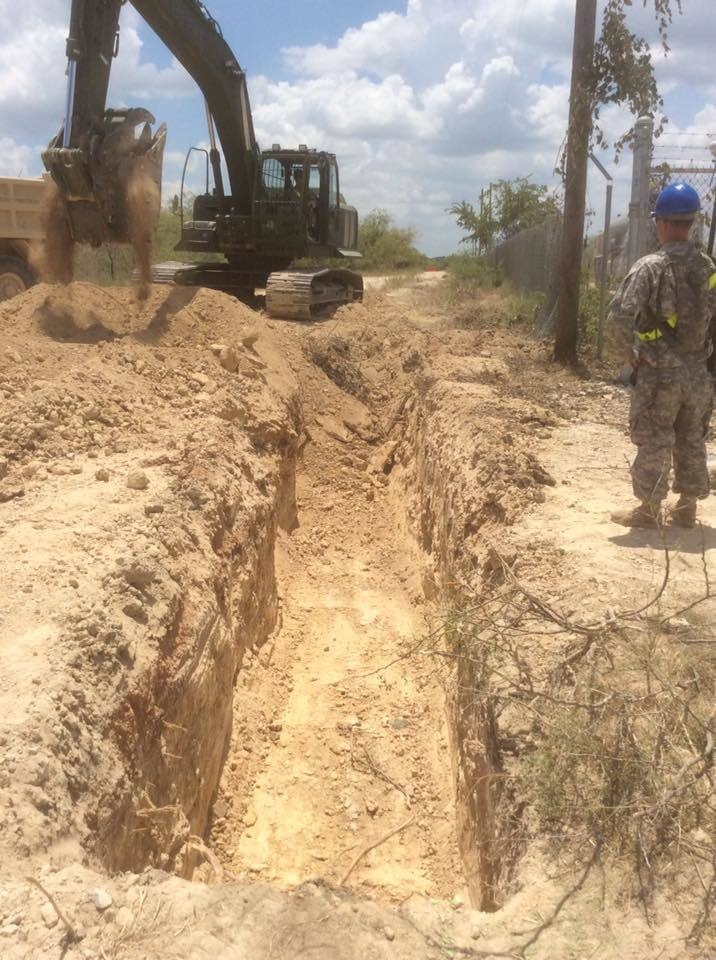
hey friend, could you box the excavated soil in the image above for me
[0,276,714,959]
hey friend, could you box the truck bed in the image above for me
[0,176,47,241]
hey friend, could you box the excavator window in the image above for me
[307,165,320,195]
[289,164,305,197]
[328,163,339,209]
[261,157,285,200]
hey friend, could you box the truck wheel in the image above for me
[0,256,35,302]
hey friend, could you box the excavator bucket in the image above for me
[42,108,166,249]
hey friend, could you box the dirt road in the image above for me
[519,381,716,623]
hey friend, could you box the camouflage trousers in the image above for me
[630,363,713,502]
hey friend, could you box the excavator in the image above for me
[42,0,363,320]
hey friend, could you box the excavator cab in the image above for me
[179,145,359,268]
[254,147,359,258]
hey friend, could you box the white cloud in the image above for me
[0,138,38,177]
[109,8,194,102]
[283,9,430,79]
[1,0,715,255]
[0,0,193,147]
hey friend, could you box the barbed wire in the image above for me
[656,130,715,140]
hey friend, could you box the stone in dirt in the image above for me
[114,906,134,928]
[316,414,350,443]
[120,561,156,589]
[219,346,240,373]
[40,902,59,929]
[0,480,25,503]
[126,470,149,490]
[122,601,147,623]
[95,469,110,482]
[90,888,113,911]
[369,441,398,476]
[337,716,361,732]
[343,416,379,444]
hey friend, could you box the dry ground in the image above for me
[0,274,714,959]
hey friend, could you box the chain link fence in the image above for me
[484,127,714,340]
[493,219,561,295]
[625,125,716,269]
[649,158,716,249]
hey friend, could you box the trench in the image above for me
[93,342,506,912]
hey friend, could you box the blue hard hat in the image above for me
[652,182,701,219]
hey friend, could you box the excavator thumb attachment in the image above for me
[42,108,166,249]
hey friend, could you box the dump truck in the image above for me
[0,176,46,301]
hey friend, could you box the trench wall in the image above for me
[403,378,538,910]
[97,438,301,875]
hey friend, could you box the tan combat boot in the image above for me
[670,496,697,528]
[610,500,663,528]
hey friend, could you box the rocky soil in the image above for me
[0,276,713,959]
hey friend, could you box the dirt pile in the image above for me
[0,282,301,879]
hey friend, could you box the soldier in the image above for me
[609,182,716,528]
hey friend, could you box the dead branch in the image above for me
[185,835,225,882]
[514,843,601,956]
[350,733,410,802]
[334,635,428,684]
[26,876,81,943]
[339,817,415,886]
[619,540,671,620]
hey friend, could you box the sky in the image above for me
[0,0,714,256]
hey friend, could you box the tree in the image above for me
[449,178,561,252]
[448,200,495,254]
[358,209,426,271]
[554,0,683,365]
[492,178,561,241]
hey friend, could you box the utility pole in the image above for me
[554,0,598,365]
[708,141,716,257]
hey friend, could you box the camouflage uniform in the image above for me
[609,242,716,503]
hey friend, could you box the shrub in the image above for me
[358,209,427,272]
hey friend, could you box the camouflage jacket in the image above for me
[608,242,716,368]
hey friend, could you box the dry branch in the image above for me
[339,817,415,886]
[26,876,81,943]
[420,540,716,937]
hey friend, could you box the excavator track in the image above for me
[147,262,363,321]
[264,268,363,321]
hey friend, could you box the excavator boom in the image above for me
[130,0,258,212]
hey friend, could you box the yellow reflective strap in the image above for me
[666,313,678,329]
[637,328,663,342]
[710,272,716,290]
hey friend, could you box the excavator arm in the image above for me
[130,0,258,212]
[43,0,259,251]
